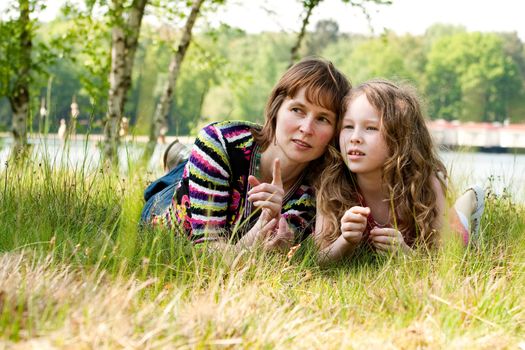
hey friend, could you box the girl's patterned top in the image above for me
[152,120,316,244]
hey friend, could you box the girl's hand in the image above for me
[340,206,370,244]
[369,227,412,255]
[248,158,284,221]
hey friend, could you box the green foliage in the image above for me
[304,19,340,56]
[0,0,73,126]
[199,31,293,127]
[425,32,523,122]
[3,13,525,133]
[333,33,417,85]
[172,44,226,134]
[224,33,292,123]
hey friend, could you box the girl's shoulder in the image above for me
[432,171,448,197]
[430,173,447,219]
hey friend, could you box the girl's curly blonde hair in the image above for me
[316,79,447,250]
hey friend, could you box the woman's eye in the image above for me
[291,108,302,113]
[318,116,331,124]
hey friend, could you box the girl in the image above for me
[141,58,351,251]
[315,79,484,261]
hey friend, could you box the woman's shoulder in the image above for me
[196,120,262,162]
[202,120,261,134]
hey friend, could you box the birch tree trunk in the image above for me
[144,0,205,158]
[103,0,148,166]
[10,0,32,157]
[289,0,321,68]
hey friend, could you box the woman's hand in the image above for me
[237,211,294,252]
[340,206,370,245]
[369,227,412,255]
[263,217,294,252]
[238,209,277,247]
[248,159,284,221]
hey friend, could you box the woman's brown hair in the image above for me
[252,57,350,150]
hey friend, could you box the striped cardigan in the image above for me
[153,120,316,243]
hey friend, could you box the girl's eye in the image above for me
[343,125,354,129]
[367,126,379,131]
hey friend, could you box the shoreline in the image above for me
[3,133,525,154]
[0,132,196,145]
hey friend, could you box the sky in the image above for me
[211,0,524,40]
[1,0,524,41]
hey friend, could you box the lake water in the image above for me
[0,136,163,173]
[440,151,525,202]
[1,136,524,203]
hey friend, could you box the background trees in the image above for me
[1,0,33,155]
[102,0,149,164]
[0,0,56,154]
[145,0,207,157]
[1,2,525,157]
[425,32,522,122]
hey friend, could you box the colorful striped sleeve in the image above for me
[185,123,232,239]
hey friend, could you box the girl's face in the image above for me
[339,93,389,178]
[273,87,336,166]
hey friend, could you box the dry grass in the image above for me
[0,155,524,349]
[1,241,524,349]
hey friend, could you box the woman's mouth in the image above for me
[292,139,312,149]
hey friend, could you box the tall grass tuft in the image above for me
[1,147,524,348]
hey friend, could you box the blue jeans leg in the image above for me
[140,160,187,224]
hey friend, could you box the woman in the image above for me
[142,57,351,251]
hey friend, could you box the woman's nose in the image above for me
[299,117,314,134]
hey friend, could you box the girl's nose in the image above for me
[350,129,362,144]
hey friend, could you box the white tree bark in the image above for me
[145,0,205,156]
[10,92,29,156]
[103,0,148,165]
[10,0,31,157]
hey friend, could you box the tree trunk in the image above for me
[145,0,205,158]
[9,91,29,156]
[10,0,32,157]
[103,0,148,166]
[289,0,321,68]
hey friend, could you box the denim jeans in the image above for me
[140,160,187,224]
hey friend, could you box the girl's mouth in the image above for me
[348,150,365,156]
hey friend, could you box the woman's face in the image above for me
[273,87,336,165]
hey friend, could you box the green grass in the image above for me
[0,151,524,349]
